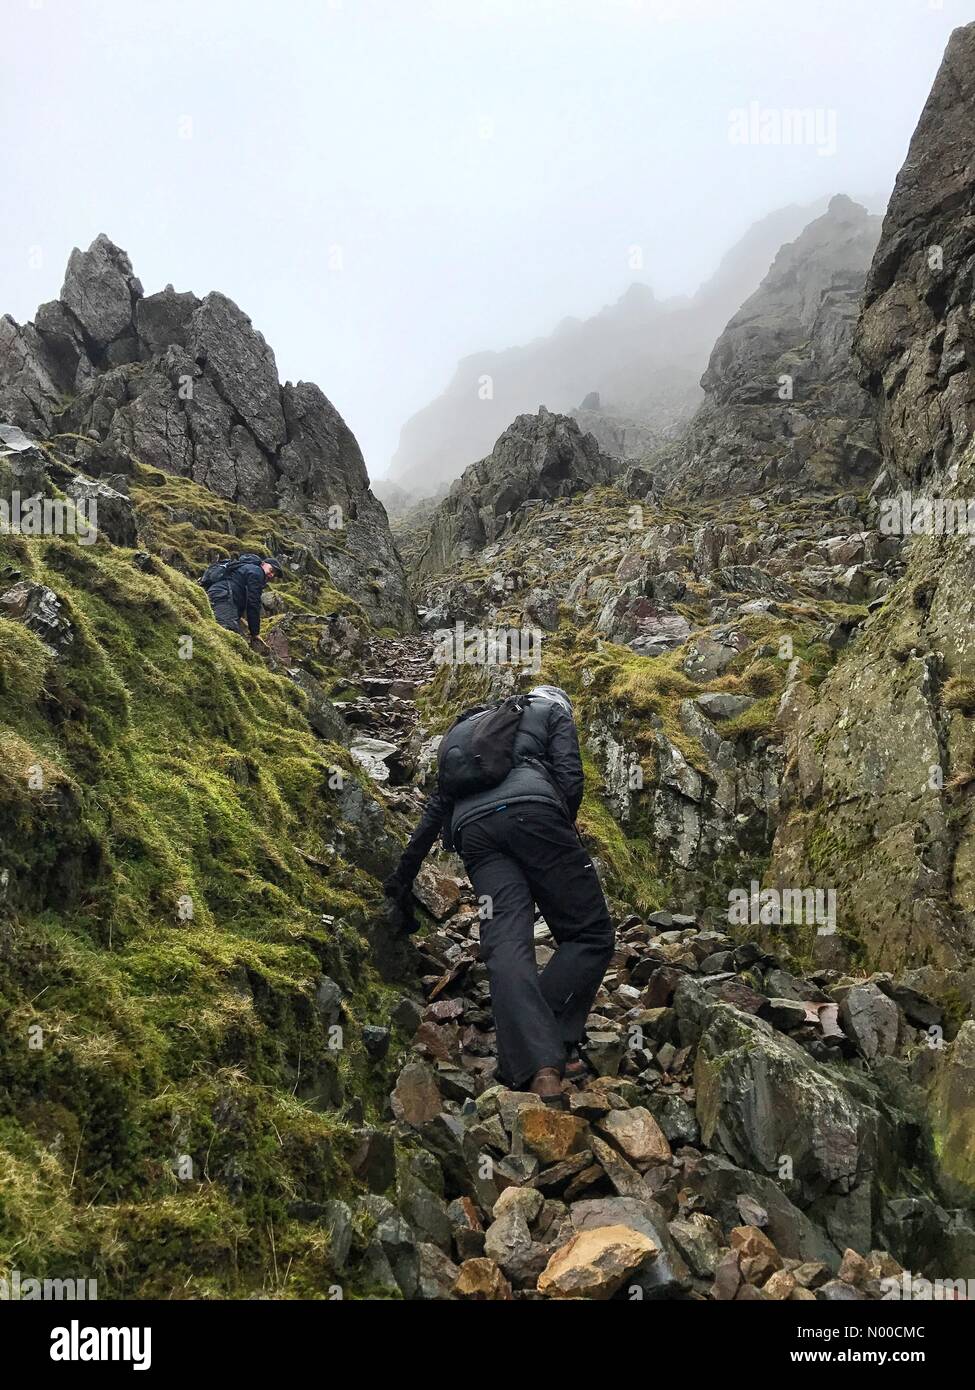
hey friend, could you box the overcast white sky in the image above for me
[2,0,970,476]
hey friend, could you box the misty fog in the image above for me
[1,0,968,476]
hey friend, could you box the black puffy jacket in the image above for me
[221,553,268,638]
[393,696,584,884]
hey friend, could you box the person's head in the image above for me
[261,556,285,581]
[529,684,573,715]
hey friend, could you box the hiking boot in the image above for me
[563,1045,597,1083]
[528,1067,566,1109]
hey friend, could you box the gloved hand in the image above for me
[383,872,420,935]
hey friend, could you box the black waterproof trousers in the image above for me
[457,802,615,1090]
[206,581,245,637]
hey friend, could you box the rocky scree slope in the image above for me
[386,27,975,1293]
[0,235,413,631]
[244,618,975,1301]
[363,873,975,1299]
[413,411,900,926]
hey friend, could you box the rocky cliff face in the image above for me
[659,196,882,500]
[853,34,975,494]
[768,24,975,995]
[0,235,413,630]
[415,407,617,580]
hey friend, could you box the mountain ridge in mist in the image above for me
[383,193,887,505]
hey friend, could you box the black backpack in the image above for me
[200,556,241,590]
[437,695,532,800]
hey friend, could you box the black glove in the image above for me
[383,872,420,935]
[383,871,406,898]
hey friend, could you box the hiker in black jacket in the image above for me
[384,685,614,1107]
[202,553,284,645]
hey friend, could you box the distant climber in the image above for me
[384,685,614,1108]
[200,553,284,647]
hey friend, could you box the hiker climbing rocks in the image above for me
[384,684,614,1108]
[200,553,284,647]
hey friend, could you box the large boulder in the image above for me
[416,408,616,577]
[691,997,885,1199]
[59,233,143,362]
[186,292,286,455]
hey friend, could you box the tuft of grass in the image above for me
[0,618,54,710]
[943,677,975,714]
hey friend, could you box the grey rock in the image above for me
[838,982,900,1060]
[314,975,344,1026]
[416,408,615,578]
[187,291,285,454]
[398,1169,453,1254]
[287,668,350,744]
[60,233,143,357]
[0,580,73,655]
[692,991,889,1206]
[358,1195,419,1298]
[349,1128,396,1194]
[647,1093,701,1147]
[362,1025,390,1061]
[322,1199,354,1270]
[696,692,755,721]
[571,1195,690,1297]
[391,996,424,1034]
[136,284,199,356]
[668,1214,725,1278]
[65,474,137,546]
[763,997,811,1031]
[416,1242,460,1299]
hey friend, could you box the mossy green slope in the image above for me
[0,476,408,1297]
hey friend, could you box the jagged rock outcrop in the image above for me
[661,196,883,500]
[415,408,617,578]
[0,235,414,629]
[768,23,975,994]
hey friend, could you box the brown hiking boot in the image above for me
[528,1067,566,1108]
